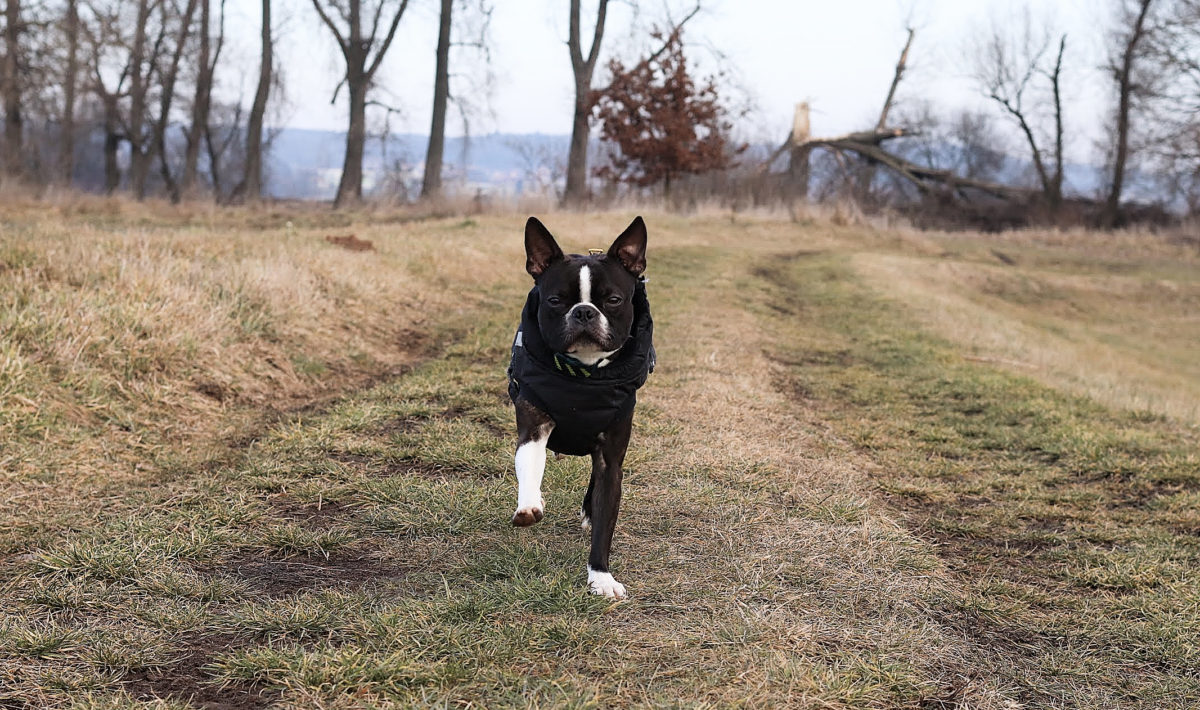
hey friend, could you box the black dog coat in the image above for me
[507,280,656,456]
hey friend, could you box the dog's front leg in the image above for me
[587,413,633,599]
[513,399,554,527]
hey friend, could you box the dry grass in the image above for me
[0,205,516,551]
[852,228,1200,423]
[1,201,1198,707]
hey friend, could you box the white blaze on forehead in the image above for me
[564,262,612,361]
[578,264,592,305]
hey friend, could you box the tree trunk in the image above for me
[205,120,223,198]
[1048,34,1066,212]
[127,0,154,198]
[155,0,199,203]
[788,103,811,204]
[877,28,914,131]
[336,78,367,206]
[1104,0,1154,227]
[2,0,22,178]
[857,28,915,201]
[236,0,271,201]
[1001,102,1052,201]
[564,77,592,206]
[61,0,79,184]
[182,0,213,195]
[562,0,608,207]
[103,96,121,193]
[310,0,411,207]
[420,0,451,200]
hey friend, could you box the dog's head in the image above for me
[523,216,647,361]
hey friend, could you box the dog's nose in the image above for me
[572,306,597,323]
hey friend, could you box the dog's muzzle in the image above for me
[565,304,610,345]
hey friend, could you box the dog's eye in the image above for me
[547,296,564,306]
[606,295,623,306]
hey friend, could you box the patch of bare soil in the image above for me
[123,633,277,710]
[226,555,405,598]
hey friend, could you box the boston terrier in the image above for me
[507,216,655,599]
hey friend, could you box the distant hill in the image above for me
[265,129,571,200]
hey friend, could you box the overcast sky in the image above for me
[218,0,1116,161]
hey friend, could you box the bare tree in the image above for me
[1145,0,1200,213]
[82,0,129,192]
[561,0,609,206]
[125,0,165,198]
[60,0,80,183]
[181,0,222,195]
[1103,0,1155,225]
[972,10,1067,210]
[417,0,493,201]
[310,0,411,207]
[507,136,565,198]
[153,0,199,202]
[3,0,23,177]
[420,0,450,200]
[855,25,914,202]
[80,0,177,197]
[233,0,270,201]
[205,100,243,199]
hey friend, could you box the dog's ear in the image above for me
[607,216,647,276]
[525,217,564,278]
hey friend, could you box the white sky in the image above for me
[219,0,1116,161]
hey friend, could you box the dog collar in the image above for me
[552,352,596,378]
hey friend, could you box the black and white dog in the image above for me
[506,216,655,599]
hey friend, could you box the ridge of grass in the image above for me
[758,252,1200,708]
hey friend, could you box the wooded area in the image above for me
[0,0,1197,227]
[757,2,1200,228]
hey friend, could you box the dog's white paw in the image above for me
[587,567,627,599]
[512,497,544,527]
[579,509,591,532]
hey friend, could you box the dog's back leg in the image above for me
[580,467,596,531]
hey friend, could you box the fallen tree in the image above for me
[762,28,1049,218]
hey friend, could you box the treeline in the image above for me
[1,0,258,202]
[0,0,734,209]
[0,0,494,205]
[724,1,1200,228]
[1,0,1197,227]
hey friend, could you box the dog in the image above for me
[506,216,655,599]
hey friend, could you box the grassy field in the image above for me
[1,204,1197,708]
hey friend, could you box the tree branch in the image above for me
[583,0,609,74]
[594,3,701,94]
[366,0,411,80]
[877,26,914,130]
[309,0,348,54]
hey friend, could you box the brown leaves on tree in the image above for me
[590,28,741,194]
